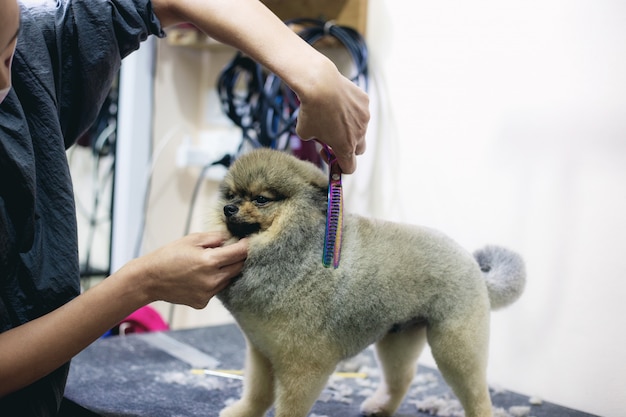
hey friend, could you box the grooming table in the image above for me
[61,324,598,417]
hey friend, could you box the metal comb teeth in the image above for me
[323,151,343,269]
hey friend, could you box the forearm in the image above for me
[0,232,247,397]
[152,0,369,172]
[153,0,334,98]
[0,264,148,397]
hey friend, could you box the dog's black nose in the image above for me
[224,204,239,217]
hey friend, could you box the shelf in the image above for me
[260,0,368,34]
[165,0,367,49]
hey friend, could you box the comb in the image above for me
[322,146,344,268]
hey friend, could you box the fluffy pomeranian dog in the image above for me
[209,148,525,417]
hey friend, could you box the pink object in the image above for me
[117,306,169,335]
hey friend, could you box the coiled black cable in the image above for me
[291,18,369,89]
[217,18,369,155]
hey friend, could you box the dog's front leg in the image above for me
[219,340,274,417]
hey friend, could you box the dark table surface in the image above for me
[61,324,599,417]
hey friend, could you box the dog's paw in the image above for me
[360,396,394,417]
[219,401,264,417]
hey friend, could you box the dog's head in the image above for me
[215,149,328,241]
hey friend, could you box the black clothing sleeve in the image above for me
[0,1,164,415]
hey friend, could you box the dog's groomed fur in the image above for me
[209,149,526,417]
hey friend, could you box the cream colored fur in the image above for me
[209,149,526,417]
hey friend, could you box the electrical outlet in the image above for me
[176,128,242,181]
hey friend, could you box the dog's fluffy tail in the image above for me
[473,246,526,310]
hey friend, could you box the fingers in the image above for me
[318,139,365,175]
[195,246,246,308]
[207,238,248,267]
[188,231,229,249]
[335,151,357,175]
[355,134,366,156]
[333,129,367,174]
[174,245,246,309]
[181,233,247,273]
[215,260,245,285]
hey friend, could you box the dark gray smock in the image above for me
[0,1,163,415]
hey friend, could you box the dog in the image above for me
[209,148,526,417]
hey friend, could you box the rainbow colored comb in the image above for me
[322,146,344,268]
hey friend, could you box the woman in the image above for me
[0,0,369,414]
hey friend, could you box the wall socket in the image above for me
[176,128,242,181]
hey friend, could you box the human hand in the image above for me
[152,1,369,173]
[0,232,246,396]
[294,60,369,174]
[128,232,248,309]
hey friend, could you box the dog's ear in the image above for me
[297,161,328,195]
[298,164,329,210]
[312,178,328,205]
[307,166,329,189]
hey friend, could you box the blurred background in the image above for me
[69,1,626,416]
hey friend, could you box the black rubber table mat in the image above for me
[62,324,599,417]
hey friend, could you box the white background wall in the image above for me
[362,1,626,416]
[71,1,626,416]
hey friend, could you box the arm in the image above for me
[0,232,247,397]
[152,0,370,174]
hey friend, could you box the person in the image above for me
[0,0,369,414]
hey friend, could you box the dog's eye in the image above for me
[252,195,271,206]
